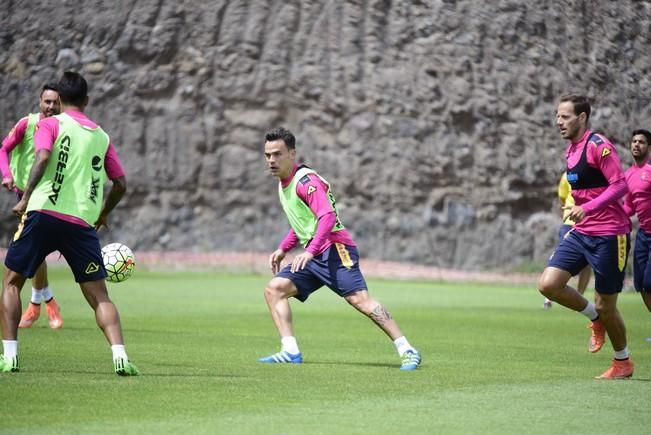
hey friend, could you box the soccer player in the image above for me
[0,72,139,375]
[622,129,651,318]
[544,173,592,309]
[538,95,633,379]
[1,83,63,329]
[258,127,421,370]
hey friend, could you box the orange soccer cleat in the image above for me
[595,358,634,380]
[588,320,606,353]
[18,303,41,328]
[45,299,63,329]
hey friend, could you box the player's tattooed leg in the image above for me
[369,304,393,325]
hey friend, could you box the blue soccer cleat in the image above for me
[258,351,303,364]
[400,349,421,371]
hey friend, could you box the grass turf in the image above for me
[1,268,649,434]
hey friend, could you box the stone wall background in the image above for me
[1,0,650,270]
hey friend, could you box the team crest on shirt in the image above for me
[307,185,316,195]
[601,147,611,158]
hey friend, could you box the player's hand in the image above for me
[563,205,586,223]
[94,214,109,231]
[2,177,14,191]
[290,251,314,273]
[12,197,27,217]
[269,249,286,274]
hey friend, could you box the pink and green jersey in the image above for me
[565,130,630,236]
[32,110,125,227]
[278,165,355,256]
[623,159,651,232]
[0,113,43,192]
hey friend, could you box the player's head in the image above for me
[264,127,296,179]
[39,82,60,117]
[630,129,651,162]
[57,71,89,108]
[557,94,591,141]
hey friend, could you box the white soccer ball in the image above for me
[101,243,136,283]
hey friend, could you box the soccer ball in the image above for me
[101,243,136,283]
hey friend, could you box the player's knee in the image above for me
[3,269,26,293]
[264,278,291,300]
[538,276,557,297]
[594,296,616,317]
[344,291,373,312]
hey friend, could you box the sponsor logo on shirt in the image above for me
[48,135,71,205]
[89,155,102,204]
[601,147,611,158]
[91,155,102,171]
[89,177,100,204]
[567,172,579,184]
[307,185,316,195]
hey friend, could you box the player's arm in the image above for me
[583,139,628,211]
[95,143,127,230]
[1,118,28,190]
[557,174,569,213]
[568,139,627,221]
[290,175,336,272]
[12,149,50,217]
[270,229,298,274]
[622,191,635,217]
[0,148,14,191]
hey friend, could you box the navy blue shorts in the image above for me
[548,230,629,294]
[5,211,107,283]
[276,243,368,302]
[633,228,651,293]
[558,224,572,241]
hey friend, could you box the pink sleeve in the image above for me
[296,175,337,255]
[586,136,625,184]
[622,193,634,217]
[296,175,335,219]
[306,212,337,255]
[582,138,628,214]
[582,178,628,214]
[105,143,125,180]
[0,118,29,178]
[0,148,11,179]
[279,229,299,252]
[33,117,59,152]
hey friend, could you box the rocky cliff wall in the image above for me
[1,0,650,270]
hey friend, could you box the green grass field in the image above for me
[1,268,649,434]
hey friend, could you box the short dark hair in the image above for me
[632,129,651,144]
[559,94,591,121]
[57,71,87,106]
[40,82,58,97]
[265,127,296,150]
